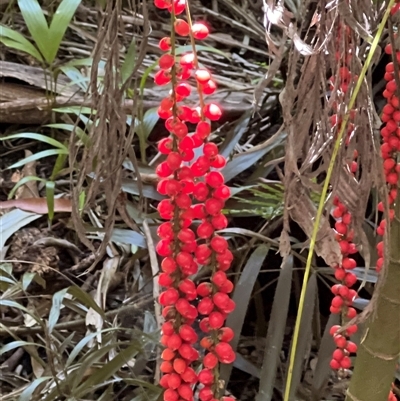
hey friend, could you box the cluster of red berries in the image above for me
[380,6,400,401]
[329,197,359,371]
[329,25,359,175]
[154,1,236,400]
[377,27,400,273]
[327,20,360,372]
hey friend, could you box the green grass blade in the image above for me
[74,342,141,398]
[7,149,68,169]
[121,37,137,84]
[0,341,42,355]
[45,181,55,221]
[8,176,45,199]
[0,25,43,61]
[19,376,52,401]
[0,133,68,150]
[0,300,42,325]
[65,328,117,367]
[48,288,69,333]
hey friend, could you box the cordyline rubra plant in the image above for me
[153,1,236,400]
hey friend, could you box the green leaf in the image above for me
[8,176,45,199]
[67,286,106,317]
[22,272,42,291]
[0,300,42,325]
[51,152,68,179]
[59,65,89,92]
[74,342,141,398]
[0,133,68,150]
[0,263,13,277]
[48,0,82,63]
[48,288,69,333]
[17,0,50,62]
[8,149,68,169]
[65,328,117,367]
[140,108,159,139]
[0,210,41,250]
[255,256,294,401]
[140,60,158,95]
[18,0,81,64]
[121,37,137,84]
[0,341,42,355]
[45,181,55,221]
[220,245,270,385]
[0,25,43,61]
[19,376,51,401]
[136,107,159,159]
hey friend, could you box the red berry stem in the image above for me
[153,1,235,400]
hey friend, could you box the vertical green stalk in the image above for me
[345,193,400,401]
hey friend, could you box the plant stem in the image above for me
[345,195,400,401]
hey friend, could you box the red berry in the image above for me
[340,356,352,369]
[155,70,172,85]
[180,367,197,383]
[215,341,236,363]
[195,69,211,84]
[330,358,340,370]
[159,54,175,70]
[192,23,209,39]
[176,82,191,97]
[204,103,222,121]
[346,341,358,353]
[210,236,228,253]
[175,19,190,36]
[203,352,218,369]
[332,348,344,361]
[164,389,179,401]
[198,368,214,385]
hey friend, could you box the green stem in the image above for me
[345,194,400,401]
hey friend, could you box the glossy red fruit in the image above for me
[175,19,190,36]
[192,23,209,39]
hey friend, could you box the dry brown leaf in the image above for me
[16,150,40,199]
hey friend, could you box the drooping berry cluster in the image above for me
[377,22,400,273]
[329,24,359,176]
[329,197,359,371]
[377,5,400,401]
[153,1,236,400]
[327,19,360,373]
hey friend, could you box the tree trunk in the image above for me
[345,195,400,401]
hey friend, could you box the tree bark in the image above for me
[345,195,400,401]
